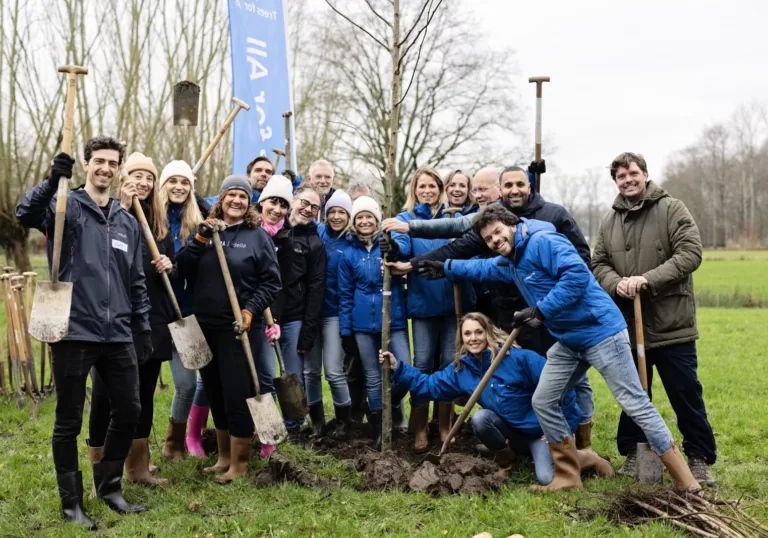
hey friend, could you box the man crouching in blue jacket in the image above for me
[421,204,700,492]
[16,137,151,529]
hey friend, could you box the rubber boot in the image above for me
[86,440,103,496]
[328,405,352,440]
[57,471,97,530]
[530,436,583,492]
[215,436,251,484]
[660,443,701,491]
[370,410,383,451]
[348,381,366,424]
[309,402,327,438]
[161,417,186,461]
[438,402,455,444]
[93,459,147,514]
[392,401,407,433]
[577,448,615,478]
[203,429,231,475]
[125,439,170,486]
[259,443,276,459]
[492,440,516,480]
[410,405,430,454]
[575,420,593,451]
[186,405,208,458]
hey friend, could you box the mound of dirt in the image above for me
[408,453,506,495]
[251,453,341,489]
[356,451,410,490]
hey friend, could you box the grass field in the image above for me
[0,255,765,537]
[695,251,768,306]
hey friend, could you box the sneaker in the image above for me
[617,449,637,477]
[688,457,715,486]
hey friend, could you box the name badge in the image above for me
[112,239,128,252]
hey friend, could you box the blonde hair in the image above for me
[403,167,445,216]
[453,312,509,370]
[158,177,203,243]
[445,169,474,208]
[118,171,169,240]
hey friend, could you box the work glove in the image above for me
[139,331,153,365]
[283,169,296,182]
[48,152,75,186]
[379,235,399,262]
[265,323,281,344]
[528,159,546,175]
[512,307,545,329]
[195,217,218,243]
[233,309,253,335]
[416,259,445,280]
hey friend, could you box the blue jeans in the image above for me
[304,317,351,407]
[412,315,456,407]
[253,320,277,396]
[471,409,553,485]
[533,329,673,455]
[354,330,411,412]
[192,374,208,406]
[279,320,306,429]
[169,349,198,422]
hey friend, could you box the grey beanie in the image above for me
[219,174,252,198]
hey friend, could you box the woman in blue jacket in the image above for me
[444,169,476,215]
[383,167,474,452]
[338,196,411,450]
[381,312,613,485]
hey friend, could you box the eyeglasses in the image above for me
[297,198,321,213]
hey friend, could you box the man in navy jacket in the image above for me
[16,136,150,528]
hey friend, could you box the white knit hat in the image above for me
[351,196,381,224]
[259,175,294,206]
[159,160,195,190]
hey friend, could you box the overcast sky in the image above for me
[467,0,768,181]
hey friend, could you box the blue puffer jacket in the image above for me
[391,347,581,436]
[445,218,627,351]
[167,195,211,317]
[338,232,407,336]
[391,204,474,318]
[318,223,349,318]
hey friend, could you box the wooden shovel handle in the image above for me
[439,327,521,455]
[192,97,250,175]
[212,230,262,396]
[633,294,649,392]
[263,307,287,375]
[283,111,293,170]
[130,195,183,321]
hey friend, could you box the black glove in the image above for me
[139,332,153,365]
[341,335,358,356]
[283,169,296,182]
[49,152,75,185]
[379,235,399,261]
[416,259,445,280]
[528,159,546,175]
[512,307,545,329]
[197,217,218,239]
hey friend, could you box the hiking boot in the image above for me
[410,405,429,454]
[660,443,701,491]
[575,420,593,451]
[328,405,352,440]
[370,410,383,451]
[438,402,455,444]
[530,436,583,492]
[93,459,147,514]
[492,441,515,480]
[688,457,715,487]
[309,402,327,438]
[186,405,209,458]
[57,471,96,530]
[215,436,251,484]
[161,417,186,461]
[577,448,615,478]
[203,429,231,475]
[617,449,637,477]
[125,439,170,487]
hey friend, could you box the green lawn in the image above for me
[695,251,768,306]
[0,307,766,537]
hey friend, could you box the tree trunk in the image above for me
[7,236,31,273]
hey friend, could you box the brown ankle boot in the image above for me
[215,436,252,484]
[438,402,455,444]
[203,429,231,474]
[575,421,593,451]
[125,438,170,487]
[492,441,515,480]
[161,418,186,461]
[410,405,430,454]
[577,448,615,478]
[660,443,701,490]
[530,436,583,492]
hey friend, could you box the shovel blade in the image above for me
[28,281,73,342]
[636,442,664,484]
[274,373,308,421]
[173,81,200,127]
[247,393,287,445]
[168,315,212,369]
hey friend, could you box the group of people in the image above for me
[16,136,717,530]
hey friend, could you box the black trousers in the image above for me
[617,341,717,463]
[90,359,162,442]
[342,335,365,402]
[199,328,255,438]
[51,342,140,474]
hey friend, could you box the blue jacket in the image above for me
[318,223,349,318]
[391,204,474,318]
[445,218,627,351]
[338,232,407,335]
[167,195,211,317]
[391,347,581,436]
[16,182,150,343]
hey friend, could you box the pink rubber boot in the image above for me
[186,405,209,458]
[259,444,276,459]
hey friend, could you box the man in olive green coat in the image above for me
[592,152,716,486]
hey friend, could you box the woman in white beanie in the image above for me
[338,196,412,450]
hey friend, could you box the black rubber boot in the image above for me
[57,471,97,530]
[93,459,147,514]
[348,380,366,424]
[370,410,383,451]
[329,405,352,440]
[309,402,326,438]
[392,401,407,433]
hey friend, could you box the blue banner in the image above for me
[227,0,294,175]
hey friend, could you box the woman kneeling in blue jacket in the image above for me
[380,312,613,485]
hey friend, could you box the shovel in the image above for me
[29,65,87,342]
[212,228,287,445]
[11,280,39,410]
[11,276,40,396]
[2,274,25,408]
[191,97,250,176]
[127,192,212,370]
[172,80,200,161]
[633,294,664,484]
[264,307,308,421]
